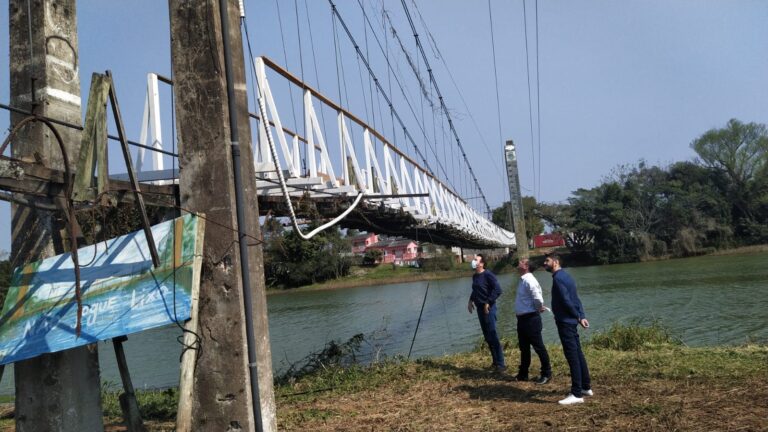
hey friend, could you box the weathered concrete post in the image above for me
[9,1,104,431]
[169,0,276,430]
[504,140,529,258]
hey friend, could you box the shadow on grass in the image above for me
[417,359,553,403]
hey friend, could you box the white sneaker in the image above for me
[582,389,593,397]
[558,394,584,405]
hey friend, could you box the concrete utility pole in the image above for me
[504,140,529,258]
[169,0,276,430]
[9,1,104,431]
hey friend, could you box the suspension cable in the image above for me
[340,0,456,192]
[274,0,299,130]
[487,0,514,227]
[408,0,505,189]
[333,1,443,175]
[535,0,542,201]
[399,0,492,216]
[303,0,331,151]
[522,0,538,199]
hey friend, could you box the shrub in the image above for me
[101,383,178,421]
[587,320,681,351]
[362,249,383,266]
[418,255,454,271]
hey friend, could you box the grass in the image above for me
[586,319,682,351]
[101,383,178,421]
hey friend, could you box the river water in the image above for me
[1,252,766,395]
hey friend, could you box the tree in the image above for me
[537,200,595,252]
[522,196,545,239]
[491,196,543,241]
[691,119,768,228]
[267,224,352,288]
[0,253,11,311]
[660,161,733,252]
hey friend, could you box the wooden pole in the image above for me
[112,336,147,432]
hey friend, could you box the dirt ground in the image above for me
[277,368,767,431]
[274,345,768,432]
[1,346,765,431]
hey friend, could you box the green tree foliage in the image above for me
[491,196,544,240]
[262,221,352,288]
[691,119,768,240]
[0,250,11,308]
[534,119,768,264]
[362,249,383,266]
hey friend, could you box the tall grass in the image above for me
[101,381,178,421]
[587,320,682,351]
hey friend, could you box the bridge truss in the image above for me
[134,58,515,249]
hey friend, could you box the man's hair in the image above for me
[476,253,485,264]
[527,260,538,272]
[519,258,537,272]
[545,252,563,265]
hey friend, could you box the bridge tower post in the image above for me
[8,1,104,430]
[168,0,276,430]
[504,140,529,258]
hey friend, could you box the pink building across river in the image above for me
[366,238,419,265]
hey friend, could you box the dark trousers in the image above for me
[516,313,551,378]
[556,321,591,397]
[476,303,505,367]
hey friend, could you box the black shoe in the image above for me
[487,362,498,370]
[513,374,528,382]
[534,375,551,385]
[494,365,508,373]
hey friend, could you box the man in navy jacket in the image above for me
[467,254,506,372]
[543,253,593,405]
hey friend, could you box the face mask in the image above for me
[471,259,478,269]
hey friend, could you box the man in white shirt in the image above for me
[514,258,552,384]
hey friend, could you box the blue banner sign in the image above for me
[0,214,204,366]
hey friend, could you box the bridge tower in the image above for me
[504,140,529,258]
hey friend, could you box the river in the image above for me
[1,251,766,395]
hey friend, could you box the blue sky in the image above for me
[1,0,767,253]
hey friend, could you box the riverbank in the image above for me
[268,266,470,294]
[267,256,517,294]
[274,344,767,431]
[8,339,760,431]
[7,324,765,431]
[267,243,768,295]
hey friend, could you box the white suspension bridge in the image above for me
[131,55,516,249]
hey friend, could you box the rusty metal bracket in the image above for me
[0,115,85,336]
